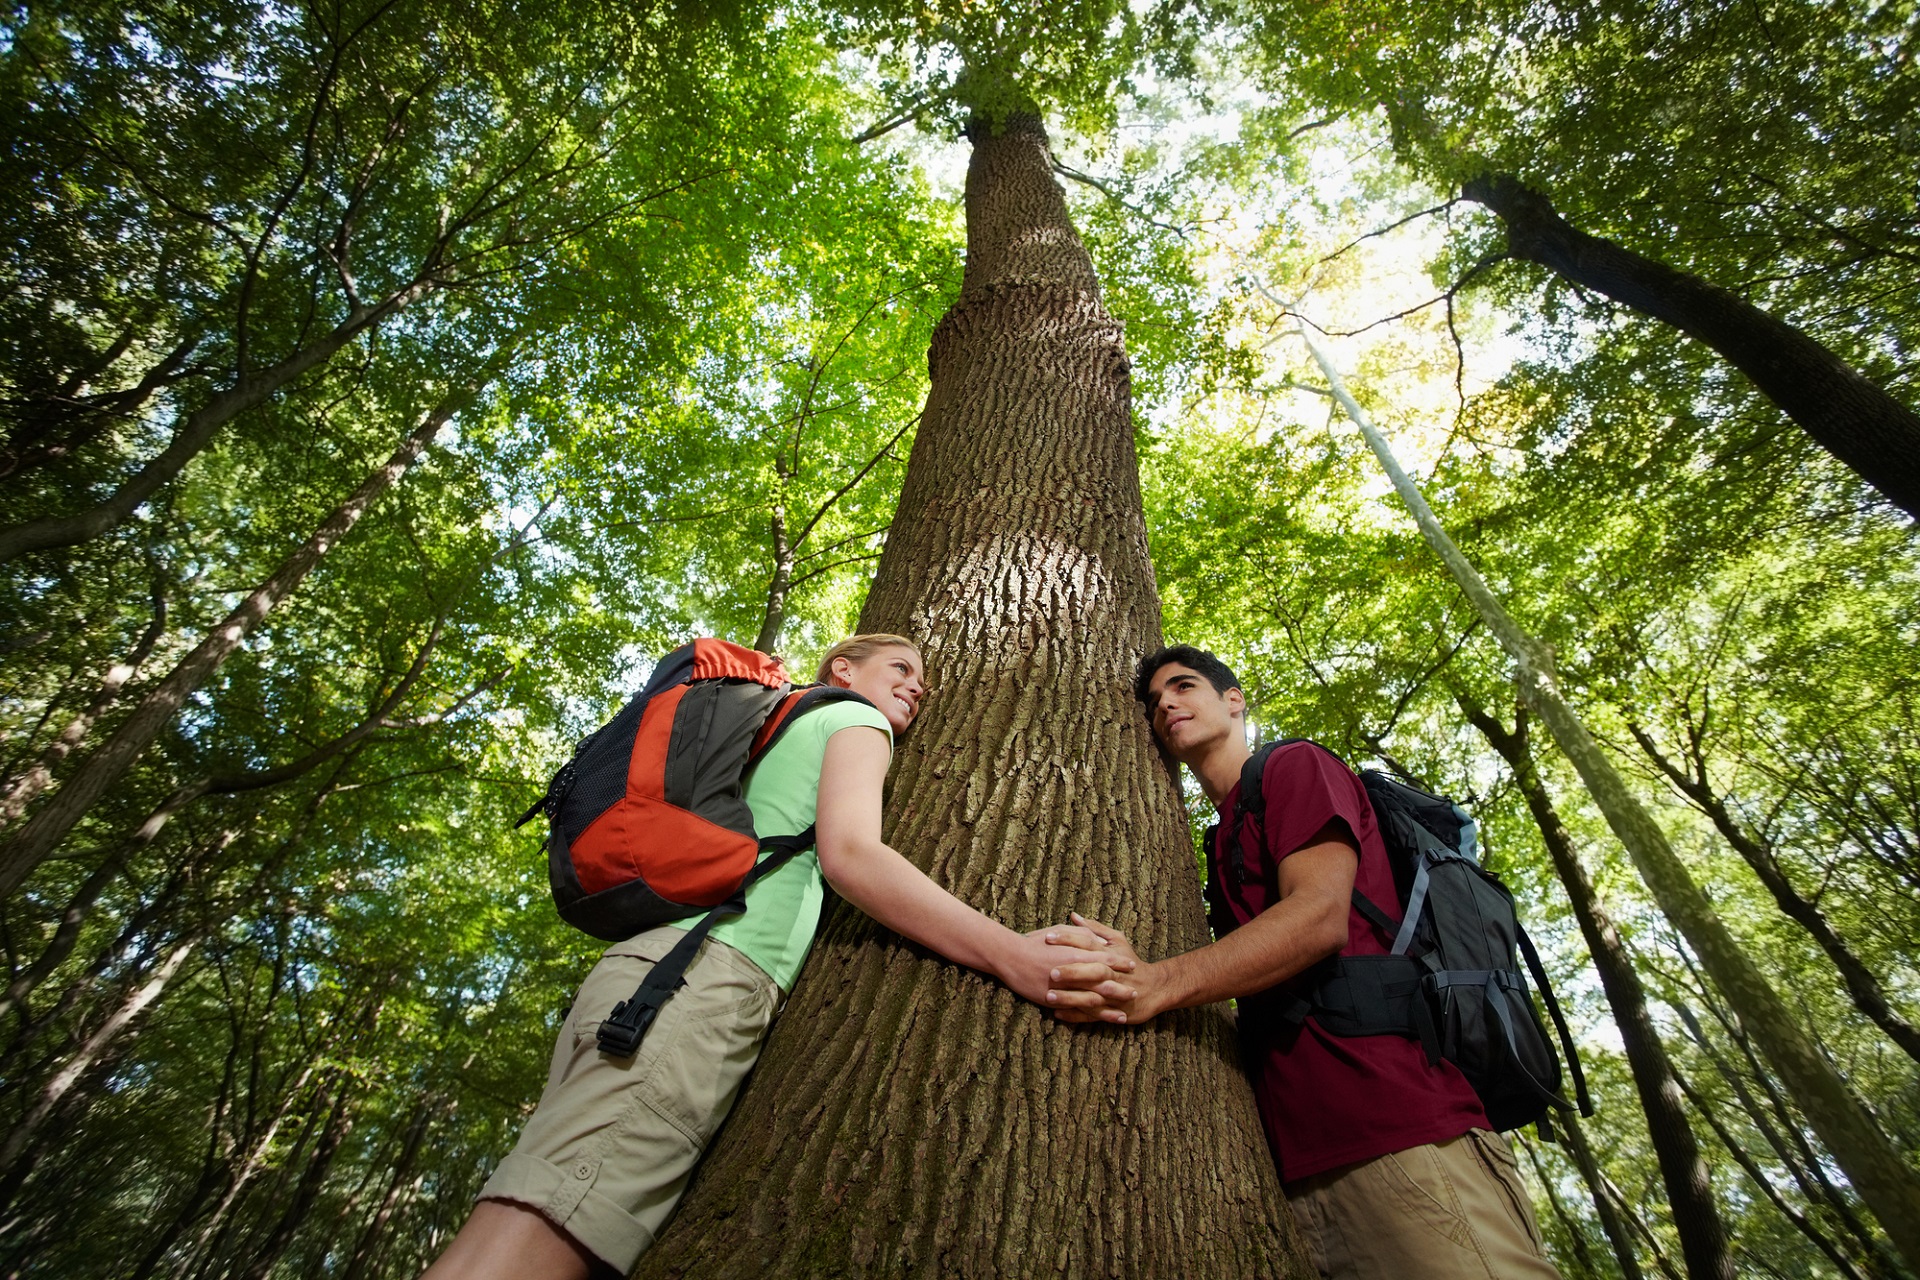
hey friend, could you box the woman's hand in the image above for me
[1043,913,1170,1026]
[989,927,1135,1015]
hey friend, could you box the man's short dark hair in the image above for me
[1134,645,1240,711]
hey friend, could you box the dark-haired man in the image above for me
[1054,645,1559,1279]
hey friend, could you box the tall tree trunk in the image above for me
[238,1085,356,1280]
[754,504,795,653]
[0,276,439,566]
[643,112,1305,1278]
[1670,1067,1874,1280]
[340,1099,438,1280]
[1461,173,1920,521]
[1677,1000,1904,1279]
[1628,724,1920,1065]
[1299,322,1920,1272]
[0,577,167,828]
[1533,1121,1645,1280]
[0,366,496,898]
[1460,696,1734,1280]
[0,935,197,1171]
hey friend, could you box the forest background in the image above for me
[1,0,1916,1276]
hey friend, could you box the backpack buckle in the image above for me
[596,991,663,1057]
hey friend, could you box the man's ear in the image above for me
[1226,687,1246,720]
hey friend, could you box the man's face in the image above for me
[1143,663,1243,761]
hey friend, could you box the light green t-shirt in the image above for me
[670,698,892,992]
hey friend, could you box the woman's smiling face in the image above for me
[831,645,926,733]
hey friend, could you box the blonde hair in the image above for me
[816,633,922,685]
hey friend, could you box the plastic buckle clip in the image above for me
[595,993,662,1058]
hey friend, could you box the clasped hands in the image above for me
[1037,912,1164,1026]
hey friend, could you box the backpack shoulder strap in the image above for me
[748,685,876,762]
[1221,742,1281,915]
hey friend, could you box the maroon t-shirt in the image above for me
[1212,741,1487,1184]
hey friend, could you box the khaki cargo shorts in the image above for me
[1286,1128,1561,1280]
[479,926,778,1272]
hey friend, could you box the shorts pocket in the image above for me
[1373,1143,1476,1251]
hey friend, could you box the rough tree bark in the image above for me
[1460,695,1732,1280]
[641,113,1305,1278]
[1461,173,1920,521]
[1299,321,1920,1273]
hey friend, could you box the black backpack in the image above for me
[1212,739,1592,1134]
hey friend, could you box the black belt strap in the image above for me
[594,829,813,1058]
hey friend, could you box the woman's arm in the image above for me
[813,726,1132,1008]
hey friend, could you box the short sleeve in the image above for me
[814,698,893,753]
[1261,742,1368,864]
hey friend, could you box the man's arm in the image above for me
[1050,828,1357,1025]
[814,725,1134,1008]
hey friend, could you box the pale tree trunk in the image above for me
[0,936,197,1170]
[0,360,501,898]
[1300,322,1920,1271]
[1461,174,1920,521]
[1627,723,1920,1065]
[1460,696,1733,1280]
[644,113,1305,1278]
[0,578,167,828]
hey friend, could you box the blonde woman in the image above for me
[426,634,1132,1279]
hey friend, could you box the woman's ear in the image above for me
[829,655,853,688]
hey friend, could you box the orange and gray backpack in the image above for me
[516,638,868,1056]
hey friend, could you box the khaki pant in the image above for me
[1286,1129,1562,1280]
[479,927,778,1272]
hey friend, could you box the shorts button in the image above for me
[574,1162,593,1179]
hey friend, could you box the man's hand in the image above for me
[1041,838,1358,1028]
[1043,913,1171,1026]
[992,926,1135,1010]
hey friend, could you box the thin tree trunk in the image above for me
[0,366,497,898]
[238,1086,356,1280]
[1460,696,1733,1280]
[754,504,795,653]
[1556,1114,1650,1280]
[340,1099,438,1280]
[1670,1067,1873,1280]
[1300,322,1920,1271]
[0,935,196,1170]
[0,822,233,1026]
[1521,1130,1611,1280]
[1629,724,1920,1064]
[1461,173,1920,521]
[170,1059,328,1280]
[646,112,1305,1279]
[0,577,167,828]
[0,279,434,566]
[1518,1133,1603,1278]
[1678,999,1904,1279]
